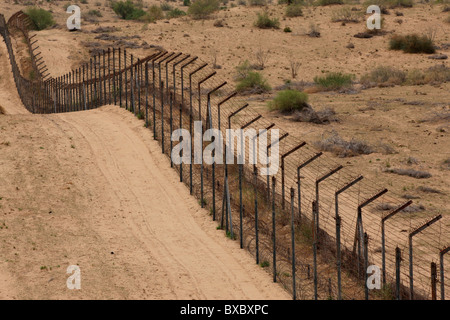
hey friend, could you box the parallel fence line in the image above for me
[1,11,448,300]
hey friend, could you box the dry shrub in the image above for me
[254,47,270,70]
[307,23,320,37]
[360,66,406,88]
[292,106,338,124]
[422,64,450,84]
[384,168,432,179]
[314,131,373,157]
[417,186,444,194]
[331,6,362,23]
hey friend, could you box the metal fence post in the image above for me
[316,165,343,238]
[431,262,437,300]
[364,232,369,300]
[440,247,450,300]
[297,152,322,223]
[381,201,412,285]
[290,187,296,300]
[272,176,277,283]
[281,143,306,210]
[408,214,442,300]
[313,200,318,300]
[254,166,259,265]
[335,175,363,300]
[395,246,402,300]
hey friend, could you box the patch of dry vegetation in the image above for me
[384,168,432,179]
[314,131,373,157]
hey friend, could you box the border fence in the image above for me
[1,11,448,300]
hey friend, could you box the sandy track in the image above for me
[0,105,290,299]
[0,38,28,115]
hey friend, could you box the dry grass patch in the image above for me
[292,106,338,124]
[314,131,373,157]
[384,168,432,179]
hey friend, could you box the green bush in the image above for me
[283,26,292,32]
[268,90,309,112]
[188,0,220,19]
[317,0,343,5]
[285,4,303,17]
[313,72,354,90]
[183,0,191,6]
[389,34,435,54]
[141,5,164,22]
[112,0,145,20]
[166,8,187,18]
[25,7,55,31]
[236,71,271,94]
[254,11,280,29]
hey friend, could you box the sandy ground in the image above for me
[0,39,28,115]
[0,105,290,300]
[0,41,290,299]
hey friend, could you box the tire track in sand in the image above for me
[57,105,290,300]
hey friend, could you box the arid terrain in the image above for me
[0,0,449,299]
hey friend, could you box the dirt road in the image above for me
[0,105,290,299]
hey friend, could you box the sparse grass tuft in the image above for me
[331,6,362,22]
[260,260,270,268]
[314,131,373,157]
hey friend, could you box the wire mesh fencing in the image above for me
[1,11,449,300]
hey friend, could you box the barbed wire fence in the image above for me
[1,11,449,300]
